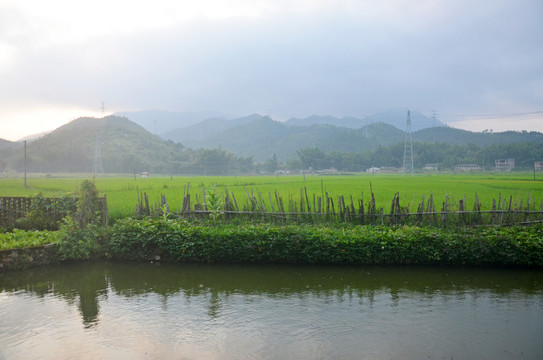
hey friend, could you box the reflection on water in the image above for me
[1,262,543,359]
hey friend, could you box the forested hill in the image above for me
[121,109,445,135]
[163,113,263,144]
[413,127,543,145]
[178,118,405,160]
[284,115,369,128]
[161,115,542,161]
[1,115,542,174]
[5,116,183,173]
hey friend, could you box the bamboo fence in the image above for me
[0,196,108,227]
[136,183,543,226]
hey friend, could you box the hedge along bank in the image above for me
[108,218,543,267]
[2,219,542,269]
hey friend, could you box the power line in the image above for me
[441,110,543,119]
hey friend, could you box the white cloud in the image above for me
[0,0,542,139]
[1,106,104,141]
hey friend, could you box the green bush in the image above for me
[76,180,103,228]
[14,193,77,231]
[0,229,60,250]
[5,213,541,267]
[205,184,224,222]
[57,216,109,261]
[108,219,543,266]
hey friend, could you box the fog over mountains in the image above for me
[114,109,446,139]
[107,109,447,160]
[1,109,542,174]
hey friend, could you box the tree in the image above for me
[195,148,234,175]
[233,155,255,174]
[296,147,327,170]
[76,180,102,227]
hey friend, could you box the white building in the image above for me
[454,164,481,172]
[495,159,514,172]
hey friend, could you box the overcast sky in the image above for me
[1,0,542,141]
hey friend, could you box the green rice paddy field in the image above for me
[1,173,542,220]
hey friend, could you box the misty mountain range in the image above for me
[110,109,449,160]
[114,109,446,140]
[0,110,542,174]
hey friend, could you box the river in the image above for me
[1,262,542,359]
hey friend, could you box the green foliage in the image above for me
[57,216,108,261]
[109,218,543,266]
[0,229,60,250]
[14,193,77,231]
[205,185,224,222]
[292,141,543,172]
[195,148,234,175]
[76,180,102,228]
[54,180,107,261]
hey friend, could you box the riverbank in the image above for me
[108,219,543,267]
[2,219,542,271]
[0,244,60,270]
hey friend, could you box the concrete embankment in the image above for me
[0,244,60,271]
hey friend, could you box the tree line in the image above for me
[176,141,543,175]
[4,140,543,175]
[285,142,543,173]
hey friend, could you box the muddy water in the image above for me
[1,262,542,359]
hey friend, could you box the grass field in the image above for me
[1,172,542,220]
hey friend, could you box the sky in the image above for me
[1,0,542,141]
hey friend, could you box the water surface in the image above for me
[1,262,542,359]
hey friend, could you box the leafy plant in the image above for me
[14,193,77,231]
[57,216,108,261]
[56,180,107,261]
[76,180,103,228]
[108,218,543,266]
[159,204,171,221]
[0,228,60,250]
[205,185,224,222]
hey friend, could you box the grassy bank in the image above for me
[108,219,543,266]
[2,176,542,269]
[0,229,60,250]
[2,220,542,268]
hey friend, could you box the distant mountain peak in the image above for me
[365,109,446,131]
[285,115,369,129]
[284,110,445,131]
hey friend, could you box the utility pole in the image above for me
[402,110,414,176]
[302,156,306,181]
[24,140,27,188]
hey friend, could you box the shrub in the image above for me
[205,184,224,222]
[0,228,60,250]
[14,193,77,231]
[108,219,543,267]
[76,180,103,228]
[57,216,109,261]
